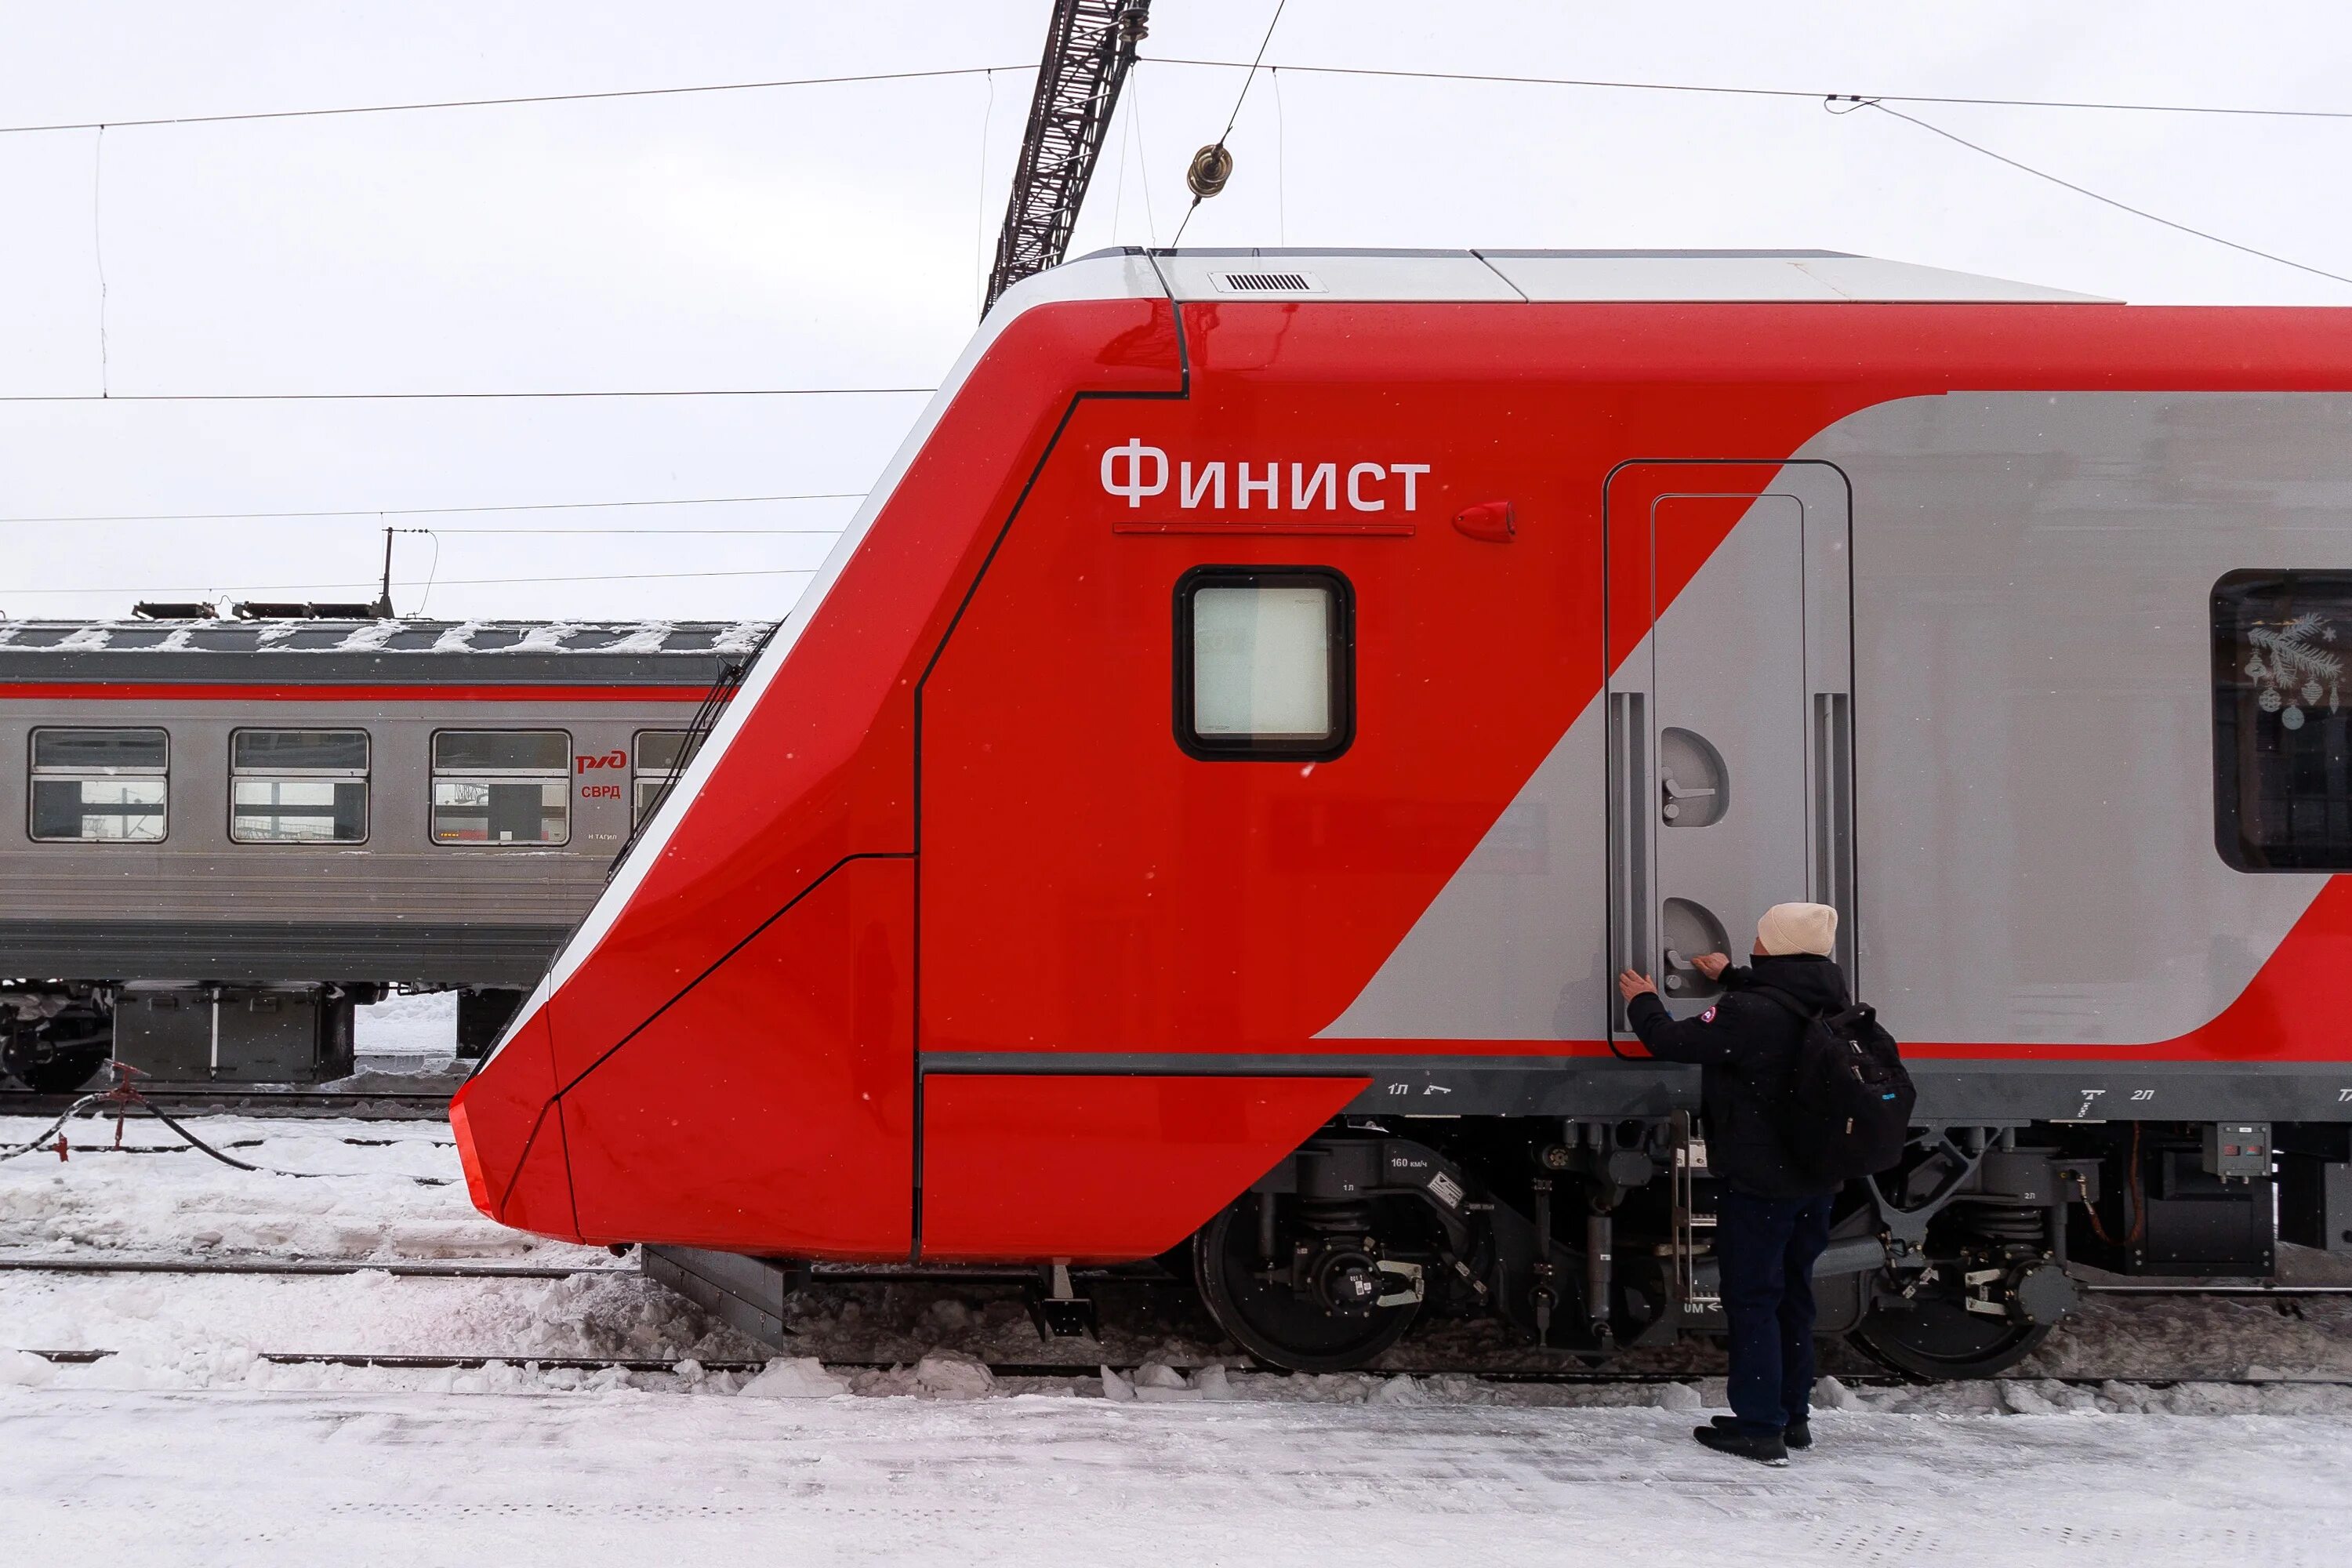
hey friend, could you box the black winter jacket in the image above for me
[1627,953,1849,1200]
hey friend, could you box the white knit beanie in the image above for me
[1757,902,1838,957]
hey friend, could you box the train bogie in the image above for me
[456,249,2352,1374]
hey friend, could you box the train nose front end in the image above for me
[439,263,1189,1259]
[448,1002,582,1242]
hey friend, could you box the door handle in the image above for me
[1657,728,1729,828]
[1660,900,1730,1002]
[1661,773,1717,822]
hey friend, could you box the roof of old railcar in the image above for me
[0,619,777,688]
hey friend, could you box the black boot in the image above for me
[1712,1413,1811,1450]
[1693,1424,1789,1466]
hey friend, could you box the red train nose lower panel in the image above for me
[559,855,916,1257]
[918,1073,1370,1261]
[499,1104,583,1242]
[448,1007,559,1224]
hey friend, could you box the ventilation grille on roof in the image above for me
[1209,269,1325,294]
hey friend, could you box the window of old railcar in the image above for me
[230,729,368,843]
[430,730,570,845]
[1174,568,1354,760]
[2214,570,2352,869]
[30,727,169,842]
[632,729,694,824]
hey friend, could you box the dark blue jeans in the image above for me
[1716,1188,1835,1432]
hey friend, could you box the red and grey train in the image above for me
[0,619,764,1091]
[455,249,2352,1376]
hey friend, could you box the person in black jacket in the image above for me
[1617,901,1846,1467]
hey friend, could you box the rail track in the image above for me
[0,1087,453,1121]
[9,1346,2349,1392]
[6,1252,2346,1298]
[0,1256,620,1279]
[4,1255,2345,1390]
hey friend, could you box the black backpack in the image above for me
[1751,986,1916,1185]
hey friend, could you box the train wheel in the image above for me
[1192,1196,1421,1373]
[0,1034,108,1095]
[1851,1296,2052,1380]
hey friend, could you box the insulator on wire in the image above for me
[1187,143,1235,199]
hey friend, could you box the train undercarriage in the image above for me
[1,982,379,1092]
[1180,1115,2352,1377]
[652,1114,2352,1381]
[0,981,529,1093]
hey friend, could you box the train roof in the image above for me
[0,619,776,688]
[1060,246,2108,304]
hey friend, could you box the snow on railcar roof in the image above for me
[1057,245,2110,304]
[0,619,776,655]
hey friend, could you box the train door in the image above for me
[1604,462,1853,1036]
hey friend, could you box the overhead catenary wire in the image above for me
[1148,53,2352,293]
[401,527,442,616]
[3,55,2347,143]
[5,566,823,599]
[89,127,108,396]
[1170,2,1287,246]
[1142,55,2352,122]
[975,69,999,314]
[0,387,932,404]
[0,492,865,525]
[1857,99,2352,290]
[0,64,1036,139]
[400,527,849,536]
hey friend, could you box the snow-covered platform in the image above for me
[5,1112,2351,1566]
[5,1387,2347,1566]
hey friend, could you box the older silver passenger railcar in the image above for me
[0,618,769,1090]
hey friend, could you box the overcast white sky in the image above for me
[2,2,2348,622]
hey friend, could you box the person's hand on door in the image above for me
[1616,969,1658,1003]
[1691,952,1730,980]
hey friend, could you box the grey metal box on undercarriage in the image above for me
[112,986,351,1083]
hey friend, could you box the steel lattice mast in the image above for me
[983,0,1152,314]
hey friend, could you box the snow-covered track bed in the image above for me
[0,1255,625,1279]
[0,1087,452,1120]
[13,1345,2352,1392]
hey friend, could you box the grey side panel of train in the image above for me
[1327,393,2350,1067]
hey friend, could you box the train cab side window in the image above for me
[633,729,694,824]
[230,729,368,844]
[2214,570,2352,869]
[430,730,570,845]
[29,728,169,843]
[1174,567,1354,760]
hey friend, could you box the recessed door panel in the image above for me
[1606,463,1853,1033]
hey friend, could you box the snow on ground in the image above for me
[0,1114,599,1264]
[3,1112,2350,1564]
[354,989,456,1057]
[350,989,459,1075]
[6,1388,2350,1566]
